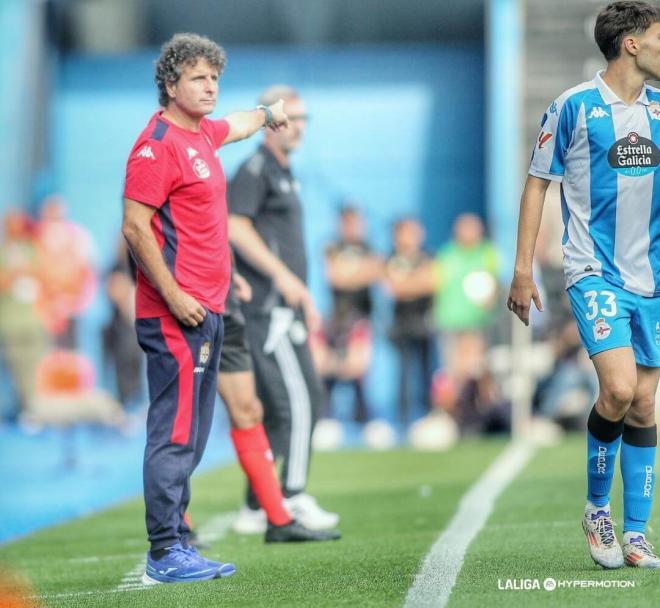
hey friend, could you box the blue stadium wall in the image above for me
[51,43,484,422]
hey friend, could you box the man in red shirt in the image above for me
[122,33,288,585]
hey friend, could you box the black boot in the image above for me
[265,520,341,543]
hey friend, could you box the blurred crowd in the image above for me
[0,197,129,431]
[0,187,597,444]
[311,192,597,445]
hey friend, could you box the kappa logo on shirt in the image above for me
[588,106,609,119]
[187,147,198,159]
[193,158,211,179]
[136,145,155,160]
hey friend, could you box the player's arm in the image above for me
[223,99,289,145]
[229,214,315,312]
[507,175,548,326]
[325,252,384,290]
[122,198,206,327]
[384,260,436,299]
[232,271,252,303]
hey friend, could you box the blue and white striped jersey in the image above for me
[530,70,660,297]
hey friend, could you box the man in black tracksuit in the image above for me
[227,85,339,531]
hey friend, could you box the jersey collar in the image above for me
[593,70,650,106]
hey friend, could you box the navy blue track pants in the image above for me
[135,312,223,551]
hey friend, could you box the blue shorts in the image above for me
[567,275,660,368]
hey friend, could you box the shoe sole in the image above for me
[265,534,341,543]
[294,518,340,531]
[624,555,660,568]
[589,555,624,569]
[141,571,219,585]
[217,563,237,577]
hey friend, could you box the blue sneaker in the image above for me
[142,543,219,585]
[185,545,237,577]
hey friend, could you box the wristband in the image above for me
[257,104,274,128]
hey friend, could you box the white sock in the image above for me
[623,531,645,543]
[585,500,610,513]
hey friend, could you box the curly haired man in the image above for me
[122,33,288,584]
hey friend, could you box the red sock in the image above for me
[231,424,292,526]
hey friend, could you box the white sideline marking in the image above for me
[68,553,142,564]
[404,441,536,608]
[34,511,236,601]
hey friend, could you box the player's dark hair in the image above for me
[595,1,660,61]
[155,33,226,107]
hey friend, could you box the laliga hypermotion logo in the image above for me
[538,132,553,149]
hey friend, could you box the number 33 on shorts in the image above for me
[567,275,660,367]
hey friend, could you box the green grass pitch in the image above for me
[1,436,659,607]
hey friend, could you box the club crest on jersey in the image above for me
[608,131,660,177]
[593,318,612,341]
[199,341,210,365]
[648,102,660,121]
[588,106,609,119]
[193,158,211,179]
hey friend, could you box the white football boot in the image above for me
[284,494,339,530]
[623,532,660,568]
[582,503,624,569]
[231,505,267,535]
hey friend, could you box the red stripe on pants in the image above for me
[160,315,194,445]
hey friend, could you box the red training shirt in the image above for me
[124,112,231,318]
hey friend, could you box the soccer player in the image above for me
[508,1,660,569]
[217,271,340,542]
[122,33,289,584]
[228,85,339,532]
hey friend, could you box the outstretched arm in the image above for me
[223,99,289,145]
[507,175,549,326]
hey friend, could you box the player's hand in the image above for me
[301,293,322,332]
[165,287,207,327]
[274,269,308,308]
[267,99,289,132]
[507,272,543,326]
[233,272,252,302]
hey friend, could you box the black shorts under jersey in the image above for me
[220,288,253,374]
